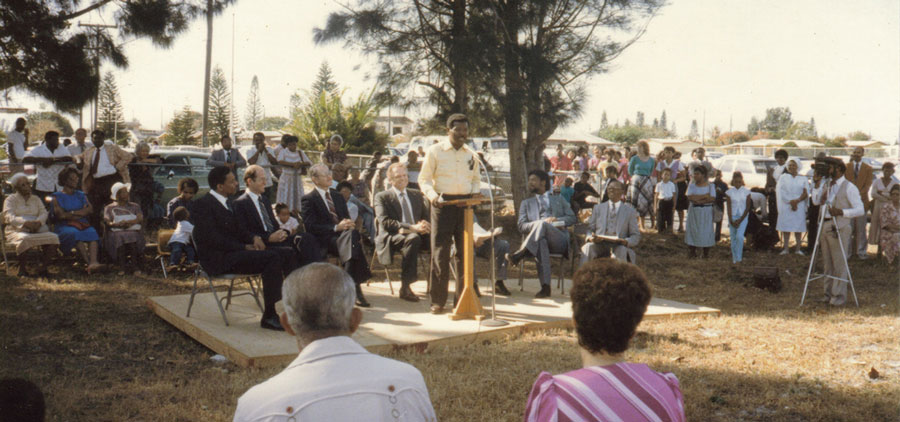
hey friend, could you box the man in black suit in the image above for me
[374,163,431,302]
[301,163,372,307]
[233,165,319,270]
[192,166,293,331]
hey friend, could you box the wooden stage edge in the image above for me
[146,286,720,369]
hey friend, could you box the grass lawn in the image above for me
[1,214,898,421]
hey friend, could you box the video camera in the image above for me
[813,156,842,178]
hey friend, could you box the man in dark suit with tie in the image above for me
[192,166,292,331]
[206,135,247,178]
[233,165,319,271]
[374,163,431,302]
[301,163,373,307]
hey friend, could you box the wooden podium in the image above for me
[443,196,489,321]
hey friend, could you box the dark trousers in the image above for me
[223,249,285,317]
[87,174,122,231]
[807,204,821,253]
[430,198,466,306]
[388,232,426,286]
[322,230,372,285]
[169,242,196,265]
[657,199,674,232]
[116,242,145,271]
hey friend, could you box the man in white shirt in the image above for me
[22,131,73,202]
[68,128,90,166]
[246,132,277,202]
[233,263,437,422]
[811,160,864,306]
[6,117,28,173]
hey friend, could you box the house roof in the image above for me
[734,139,824,147]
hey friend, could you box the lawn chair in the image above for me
[516,226,578,294]
[185,234,263,326]
[156,229,174,278]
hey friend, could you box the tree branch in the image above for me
[58,0,115,21]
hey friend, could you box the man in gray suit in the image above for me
[374,163,431,302]
[509,169,576,298]
[206,135,247,178]
[581,180,641,265]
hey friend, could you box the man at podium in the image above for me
[418,113,483,314]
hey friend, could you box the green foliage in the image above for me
[0,0,235,110]
[286,88,388,154]
[245,75,263,131]
[97,72,127,142]
[660,110,667,132]
[596,125,668,146]
[636,111,645,127]
[165,106,200,146]
[847,131,870,141]
[312,62,339,98]
[688,120,699,141]
[747,116,760,136]
[756,107,793,139]
[825,136,847,147]
[600,111,608,130]
[25,111,74,137]
[257,116,288,131]
[714,131,749,145]
[785,121,817,140]
[208,66,232,142]
[782,141,798,148]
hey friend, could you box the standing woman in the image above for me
[627,140,656,229]
[672,151,689,232]
[725,172,752,264]
[128,141,160,225]
[51,168,104,273]
[869,162,897,258]
[276,135,312,214]
[685,166,716,258]
[775,158,808,255]
[879,184,900,265]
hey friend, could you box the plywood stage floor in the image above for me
[147,278,720,368]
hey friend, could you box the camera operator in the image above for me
[811,158,864,306]
[806,156,829,254]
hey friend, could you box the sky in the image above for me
[4,0,899,143]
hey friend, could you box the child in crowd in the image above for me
[655,168,676,233]
[166,178,198,228]
[725,172,752,264]
[275,203,299,236]
[560,177,575,203]
[167,206,196,272]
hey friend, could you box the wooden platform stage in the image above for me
[147,278,720,368]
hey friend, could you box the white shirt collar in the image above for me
[391,186,408,197]
[209,189,230,210]
[246,190,260,202]
[286,336,368,369]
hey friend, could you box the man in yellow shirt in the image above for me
[418,113,482,314]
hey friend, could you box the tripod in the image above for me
[800,187,859,307]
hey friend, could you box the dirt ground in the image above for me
[1,213,898,421]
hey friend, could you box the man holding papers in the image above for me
[580,180,641,265]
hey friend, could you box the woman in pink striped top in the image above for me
[524,259,685,422]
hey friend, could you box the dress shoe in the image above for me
[535,284,551,298]
[399,286,420,302]
[494,280,511,296]
[473,282,482,298]
[260,316,284,331]
[507,251,523,267]
[355,285,371,307]
[430,304,445,314]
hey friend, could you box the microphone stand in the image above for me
[475,154,509,327]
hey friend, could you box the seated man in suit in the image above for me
[373,163,431,303]
[580,180,641,265]
[301,163,372,307]
[508,169,577,298]
[192,166,292,331]
[233,165,319,270]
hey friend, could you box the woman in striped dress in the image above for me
[524,259,685,422]
[627,140,657,229]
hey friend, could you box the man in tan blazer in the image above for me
[80,129,133,228]
[845,147,873,258]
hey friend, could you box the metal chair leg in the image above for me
[207,275,229,326]
[186,270,200,317]
[160,257,168,279]
[246,276,264,312]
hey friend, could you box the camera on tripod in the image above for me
[813,156,842,178]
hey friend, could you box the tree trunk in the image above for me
[449,0,468,114]
[500,0,528,214]
[200,0,213,147]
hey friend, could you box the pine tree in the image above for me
[166,106,199,146]
[810,117,817,137]
[208,66,232,142]
[689,119,699,140]
[245,75,264,131]
[652,118,659,128]
[748,116,760,136]
[670,122,677,136]
[97,72,126,143]
[312,61,339,97]
[635,111,645,127]
[600,111,608,130]
[659,110,667,133]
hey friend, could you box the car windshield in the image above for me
[754,160,777,173]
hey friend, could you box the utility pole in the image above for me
[79,22,117,131]
[201,0,214,147]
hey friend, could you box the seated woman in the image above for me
[2,173,60,276]
[103,182,146,276]
[51,168,103,273]
[880,184,900,265]
[524,258,685,422]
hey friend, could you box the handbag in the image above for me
[65,220,91,231]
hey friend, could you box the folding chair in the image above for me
[516,226,577,294]
[185,234,263,326]
[156,229,174,278]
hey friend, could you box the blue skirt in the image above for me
[55,224,100,253]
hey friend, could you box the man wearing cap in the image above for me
[418,113,483,314]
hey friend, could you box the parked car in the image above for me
[714,155,778,189]
[149,149,246,205]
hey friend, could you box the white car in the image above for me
[715,155,778,189]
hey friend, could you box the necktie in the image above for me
[538,196,547,218]
[400,192,414,225]
[854,163,859,178]
[226,199,234,213]
[325,191,339,223]
[91,148,101,177]
[225,150,231,163]
[258,197,275,232]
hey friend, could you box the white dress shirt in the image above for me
[209,189,230,211]
[91,146,117,178]
[24,144,71,192]
[246,191,270,230]
[418,140,481,202]
[6,130,26,161]
[68,142,88,158]
[814,176,864,220]
[233,336,436,422]
[247,146,275,187]
[656,181,676,200]
[391,187,415,224]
